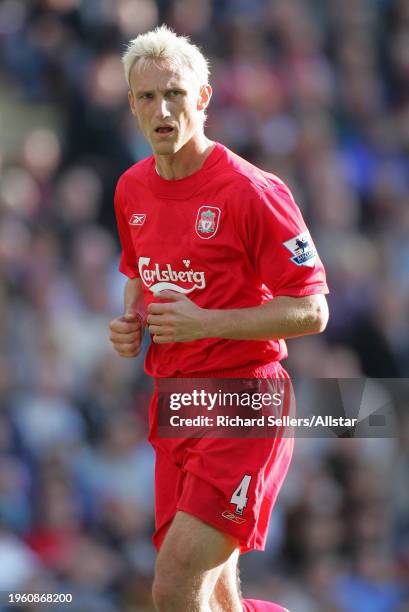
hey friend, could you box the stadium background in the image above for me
[0,0,409,610]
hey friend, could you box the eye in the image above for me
[139,92,153,100]
[168,90,181,97]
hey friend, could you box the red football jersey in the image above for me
[114,143,328,377]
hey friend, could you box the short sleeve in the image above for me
[249,182,328,297]
[114,178,140,279]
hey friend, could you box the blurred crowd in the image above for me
[0,0,408,610]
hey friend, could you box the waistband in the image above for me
[155,361,286,381]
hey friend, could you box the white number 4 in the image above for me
[230,475,252,515]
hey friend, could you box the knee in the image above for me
[152,576,193,611]
[152,575,174,611]
[152,559,191,611]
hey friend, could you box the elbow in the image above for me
[310,295,329,334]
[315,311,329,334]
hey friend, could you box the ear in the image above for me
[128,90,137,116]
[197,84,212,112]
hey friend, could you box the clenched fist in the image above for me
[147,290,207,343]
[109,312,144,358]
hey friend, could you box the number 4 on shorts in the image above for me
[230,475,252,515]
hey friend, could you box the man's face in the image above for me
[128,61,211,155]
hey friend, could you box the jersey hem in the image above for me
[162,361,286,380]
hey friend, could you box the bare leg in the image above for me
[152,511,242,612]
[210,548,242,612]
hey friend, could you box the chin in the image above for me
[152,142,180,155]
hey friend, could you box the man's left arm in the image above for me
[147,291,328,344]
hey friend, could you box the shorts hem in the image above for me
[175,505,263,554]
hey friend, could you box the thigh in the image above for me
[153,447,186,551]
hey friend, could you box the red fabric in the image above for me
[242,598,289,611]
[150,365,294,553]
[114,142,328,378]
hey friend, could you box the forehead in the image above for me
[130,60,198,92]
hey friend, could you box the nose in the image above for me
[155,97,171,119]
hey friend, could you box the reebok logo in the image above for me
[129,214,146,226]
[138,257,206,294]
[222,511,246,524]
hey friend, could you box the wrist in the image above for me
[200,308,224,339]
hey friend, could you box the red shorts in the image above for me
[149,362,294,553]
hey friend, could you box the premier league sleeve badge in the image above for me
[283,231,317,267]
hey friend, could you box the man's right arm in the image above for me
[109,278,145,358]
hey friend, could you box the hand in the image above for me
[147,290,207,344]
[109,311,144,357]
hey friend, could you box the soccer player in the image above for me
[109,25,329,612]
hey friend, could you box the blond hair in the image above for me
[122,25,210,89]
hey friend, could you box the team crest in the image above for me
[196,206,221,239]
[283,231,317,268]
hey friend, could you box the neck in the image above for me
[155,133,215,180]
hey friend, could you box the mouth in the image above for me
[154,126,175,136]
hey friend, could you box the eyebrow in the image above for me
[135,87,188,96]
